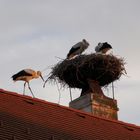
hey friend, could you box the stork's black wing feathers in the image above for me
[67,46,81,58]
[12,70,32,80]
[99,42,112,51]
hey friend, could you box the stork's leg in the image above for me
[23,82,26,95]
[69,87,72,101]
[27,82,35,98]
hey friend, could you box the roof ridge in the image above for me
[0,88,140,129]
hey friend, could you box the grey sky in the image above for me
[0,0,140,125]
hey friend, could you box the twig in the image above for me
[55,56,65,60]
[43,73,51,88]
[69,87,72,101]
[56,81,61,104]
[112,82,115,99]
[41,65,54,72]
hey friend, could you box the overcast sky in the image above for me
[0,0,140,125]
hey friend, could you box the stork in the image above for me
[95,42,115,99]
[67,39,89,59]
[95,42,112,54]
[12,69,44,97]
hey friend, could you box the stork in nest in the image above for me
[67,39,89,59]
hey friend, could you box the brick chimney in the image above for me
[69,80,119,120]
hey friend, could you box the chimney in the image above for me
[69,80,119,120]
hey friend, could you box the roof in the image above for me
[0,89,140,140]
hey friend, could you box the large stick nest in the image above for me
[48,54,126,89]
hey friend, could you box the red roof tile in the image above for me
[0,88,140,140]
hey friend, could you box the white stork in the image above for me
[67,39,89,59]
[12,69,44,97]
[95,42,112,54]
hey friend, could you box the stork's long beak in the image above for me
[40,74,44,82]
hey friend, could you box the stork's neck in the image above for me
[35,73,40,79]
[83,41,88,46]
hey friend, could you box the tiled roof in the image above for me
[0,89,140,140]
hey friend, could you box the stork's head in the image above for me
[95,42,112,54]
[82,39,89,46]
[37,71,44,81]
[95,42,103,52]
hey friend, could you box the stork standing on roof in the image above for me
[67,39,89,59]
[12,69,44,97]
[95,42,112,54]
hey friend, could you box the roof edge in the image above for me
[0,88,140,129]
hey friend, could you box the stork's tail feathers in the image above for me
[66,53,71,59]
[11,75,17,81]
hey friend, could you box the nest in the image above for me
[48,54,126,89]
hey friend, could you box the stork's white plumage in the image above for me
[67,39,89,59]
[12,69,44,97]
[95,42,112,54]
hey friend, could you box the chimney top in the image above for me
[69,93,119,120]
